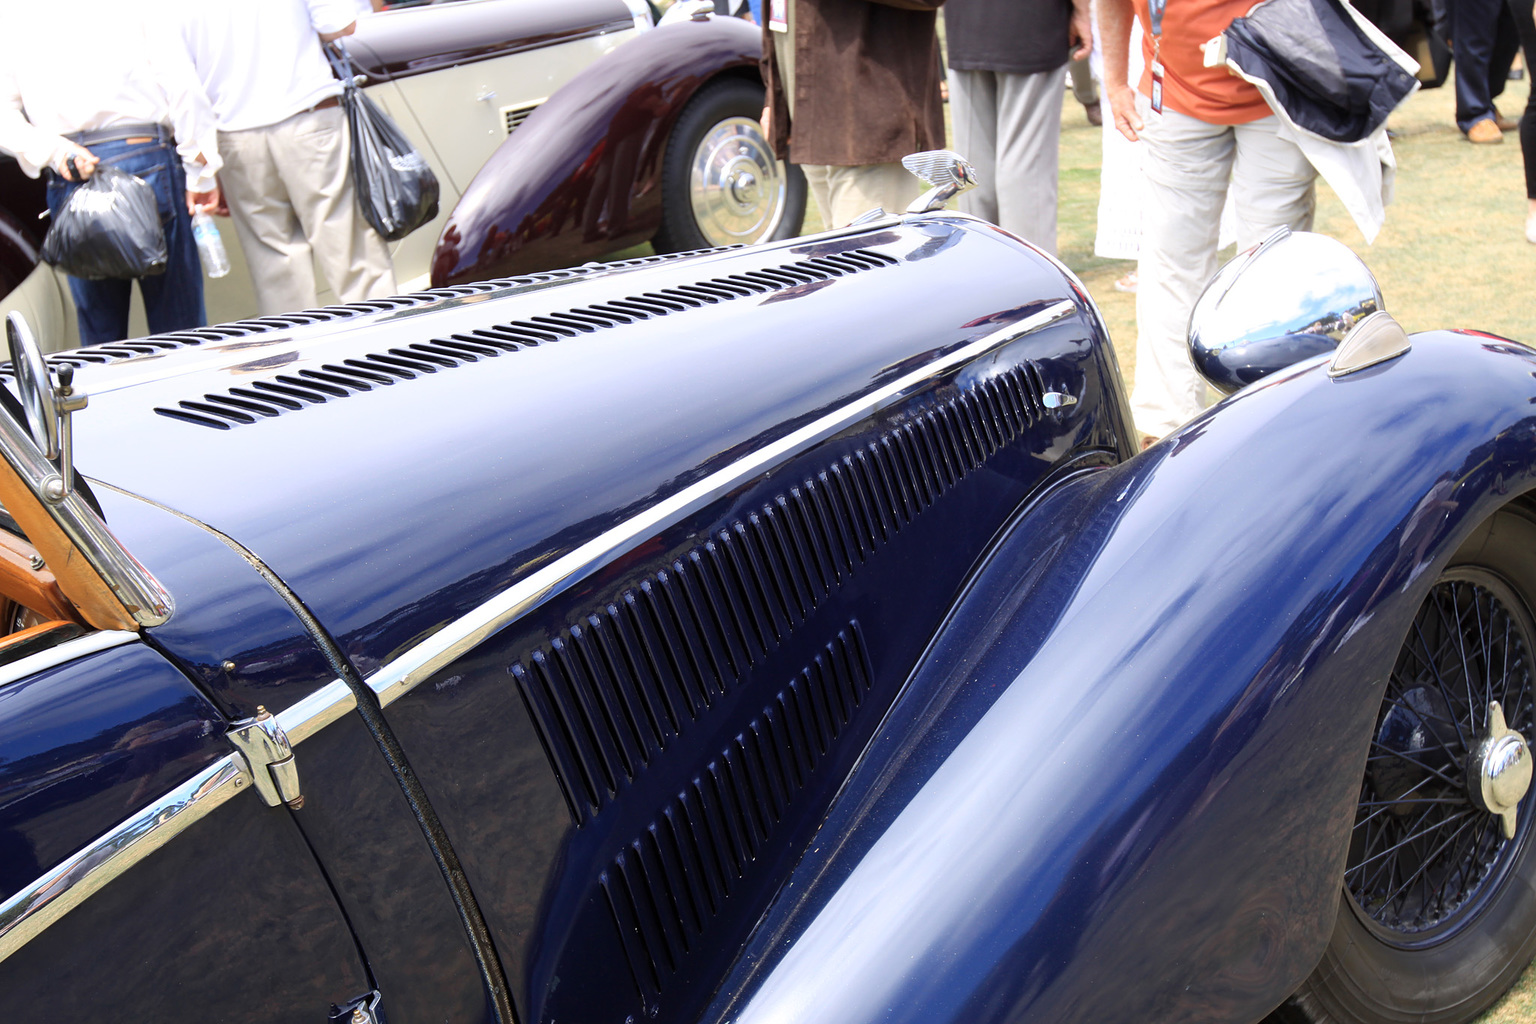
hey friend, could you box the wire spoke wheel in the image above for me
[1279,507,1536,1024]
[1346,570,1536,944]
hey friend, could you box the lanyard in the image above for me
[1148,0,1166,112]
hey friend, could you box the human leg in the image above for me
[1506,0,1536,232]
[107,139,205,336]
[275,107,396,304]
[1228,115,1317,248]
[1131,99,1235,440]
[801,164,835,227]
[1453,0,1504,132]
[991,69,1064,255]
[217,125,318,316]
[815,164,921,228]
[950,69,1001,225]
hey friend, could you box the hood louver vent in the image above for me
[153,248,900,430]
[4,248,743,382]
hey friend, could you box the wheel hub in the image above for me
[727,167,759,207]
[1470,700,1533,839]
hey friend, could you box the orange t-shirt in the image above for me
[1134,0,1272,124]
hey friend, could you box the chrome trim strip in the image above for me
[0,628,137,689]
[277,679,357,746]
[368,299,1077,708]
[0,755,249,964]
[0,680,353,965]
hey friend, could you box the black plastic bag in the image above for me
[40,162,167,279]
[329,44,439,241]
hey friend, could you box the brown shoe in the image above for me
[1467,118,1504,143]
[1495,110,1519,132]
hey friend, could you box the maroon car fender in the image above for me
[430,16,761,286]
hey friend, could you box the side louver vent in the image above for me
[601,622,871,998]
[153,248,901,429]
[502,103,540,135]
[512,359,1047,823]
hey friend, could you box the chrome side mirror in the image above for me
[1188,229,1391,395]
[6,312,85,502]
[903,151,979,214]
[0,312,172,628]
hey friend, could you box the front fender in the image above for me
[430,16,760,286]
[707,330,1536,1024]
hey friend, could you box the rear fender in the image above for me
[708,330,1536,1024]
[430,16,760,286]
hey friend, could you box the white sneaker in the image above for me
[1526,212,1536,244]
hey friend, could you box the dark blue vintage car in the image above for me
[0,162,1533,1024]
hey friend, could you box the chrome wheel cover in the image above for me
[688,116,787,246]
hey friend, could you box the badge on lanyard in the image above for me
[769,0,788,32]
[1150,55,1164,114]
[1148,0,1166,114]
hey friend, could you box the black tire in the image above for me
[651,77,806,253]
[1280,505,1536,1024]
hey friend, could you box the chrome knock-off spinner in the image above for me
[1470,701,1533,839]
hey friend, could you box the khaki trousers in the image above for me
[802,162,922,229]
[218,106,397,317]
[1131,96,1316,440]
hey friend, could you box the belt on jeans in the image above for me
[305,95,341,114]
[66,123,171,147]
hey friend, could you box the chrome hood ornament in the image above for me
[903,150,979,214]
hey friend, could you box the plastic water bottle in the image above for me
[191,210,230,278]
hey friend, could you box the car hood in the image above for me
[59,219,1095,672]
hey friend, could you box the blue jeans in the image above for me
[1452,0,1520,131]
[45,137,205,345]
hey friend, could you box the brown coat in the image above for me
[761,0,948,167]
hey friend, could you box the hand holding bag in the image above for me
[40,161,168,280]
[327,43,440,242]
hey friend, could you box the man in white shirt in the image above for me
[179,0,397,316]
[0,1,222,344]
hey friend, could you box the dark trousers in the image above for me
[45,137,205,345]
[1452,0,1520,130]
[1509,0,1536,196]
